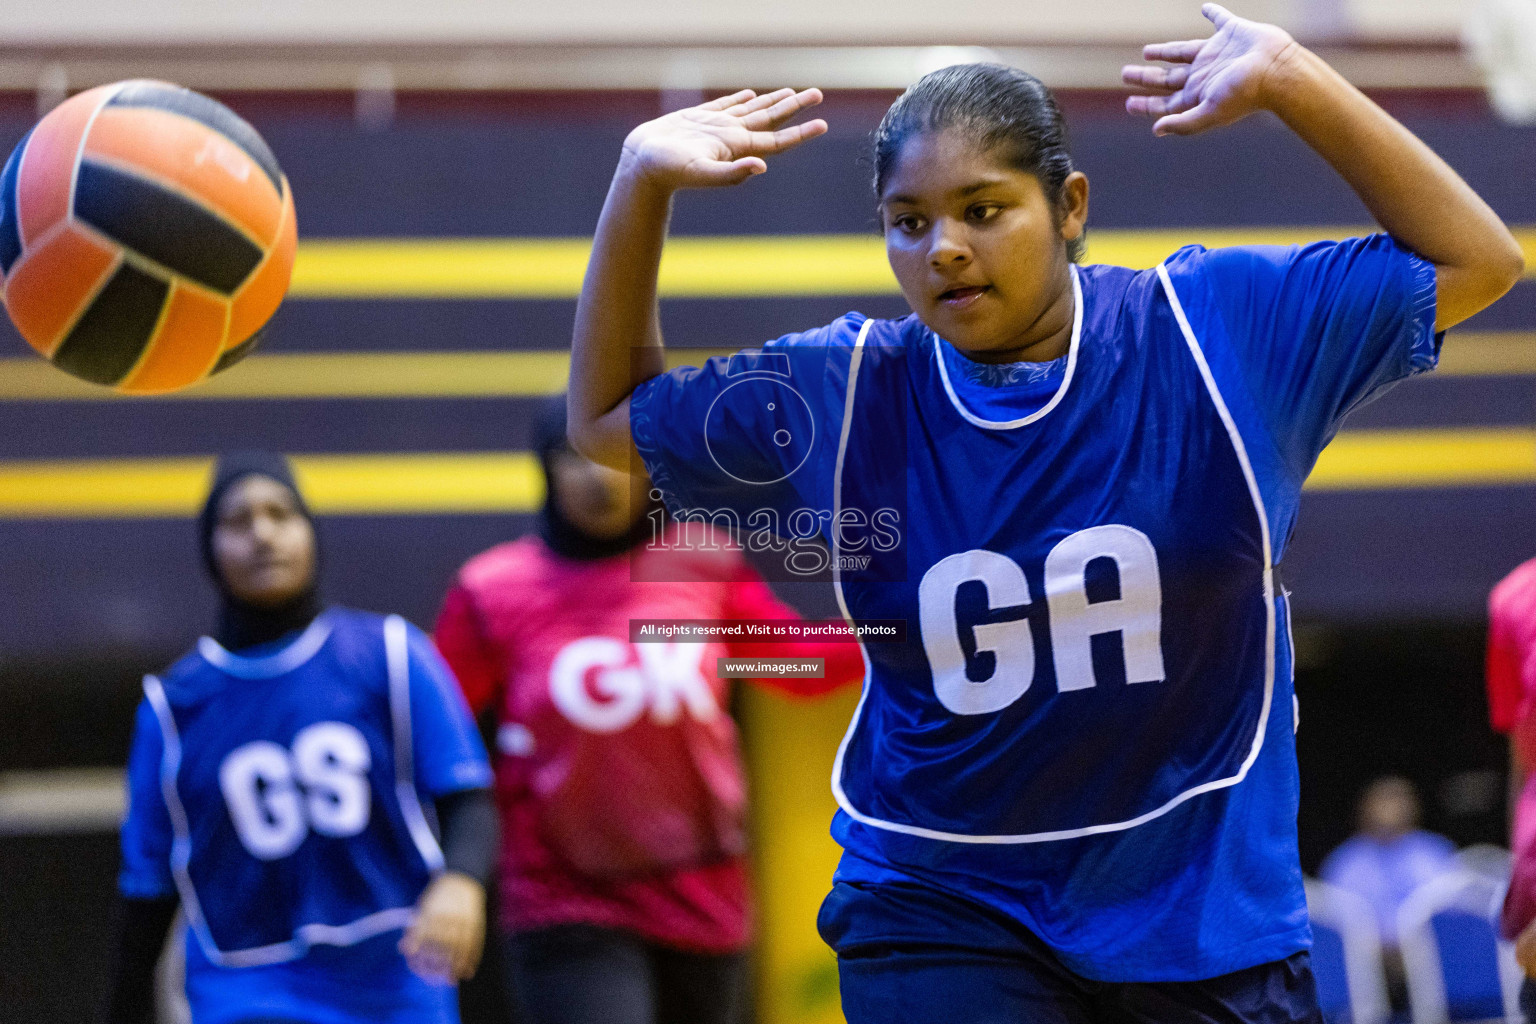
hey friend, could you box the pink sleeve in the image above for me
[1488,586,1527,735]
[433,582,504,717]
[721,567,864,698]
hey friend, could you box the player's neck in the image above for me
[214,589,322,652]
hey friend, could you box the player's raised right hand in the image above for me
[620,88,827,190]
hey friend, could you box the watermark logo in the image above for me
[647,497,901,578]
[635,341,908,583]
[704,352,817,485]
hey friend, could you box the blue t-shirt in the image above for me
[119,607,493,1024]
[631,236,1439,982]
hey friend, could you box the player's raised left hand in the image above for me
[401,871,487,982]
[1122,3,1300,136]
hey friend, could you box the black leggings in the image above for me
[504,925,748,1024]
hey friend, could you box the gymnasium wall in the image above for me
[0,0,1477,46]
[0,88,1532,665]
[0,77,1529,1024]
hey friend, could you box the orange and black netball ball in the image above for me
[0,80,296,393]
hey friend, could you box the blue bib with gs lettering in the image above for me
[121,607,492,1024]
[143,610,444,966]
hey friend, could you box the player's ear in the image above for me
[1057,172,1089,247]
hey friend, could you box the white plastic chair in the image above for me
[1306,877,1393,1024]
[1398,869,1521,1023]
[1457,845,1513,890]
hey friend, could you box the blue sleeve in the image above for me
[406,623,494,798]
[119,697,176,900]
[630,315,863,532]
[1201,234,1440,480]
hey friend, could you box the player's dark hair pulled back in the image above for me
[873,63,1086,262]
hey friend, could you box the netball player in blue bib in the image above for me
[107,453,498,1024]
[567,5,1523,1021]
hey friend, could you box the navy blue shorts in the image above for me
[819,881,1323,1024]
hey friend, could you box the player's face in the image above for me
[880,130,1088,363]
[550,447,651,539]
[212,476,317,608]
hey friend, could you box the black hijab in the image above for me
[198,451,322,651]
[534,396,661,561]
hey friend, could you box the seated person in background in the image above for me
[1320,775,1456,1009]
[1487,556,1536,1014]
[1321,777,1458,944]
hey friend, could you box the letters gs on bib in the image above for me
[219,722,372,861]
[920,525,1165,716]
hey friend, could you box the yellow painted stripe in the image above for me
[0,453,543,518]
[0,333,1528,402]
[288,228,1536,298]
[1435,332,1536,376]
[1306,428,1536,490]
[292,235,895,298]
[0,429,1533,518]
[1092,228,1536,280]
[0,349,718,401]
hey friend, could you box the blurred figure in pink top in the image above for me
[1487,556,1536,1015]
[434,397,862,1024]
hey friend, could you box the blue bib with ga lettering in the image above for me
[631,238,1439,980]
[832,261,1276,841]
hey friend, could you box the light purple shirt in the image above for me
[1320,830,1458,943]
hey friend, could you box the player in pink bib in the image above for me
[1487,556,1536,1017]
[434,398,861,1024]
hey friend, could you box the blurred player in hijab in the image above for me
[107,452,498,1024]
[565,4,1523,1022]
[434,397,862,1024]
